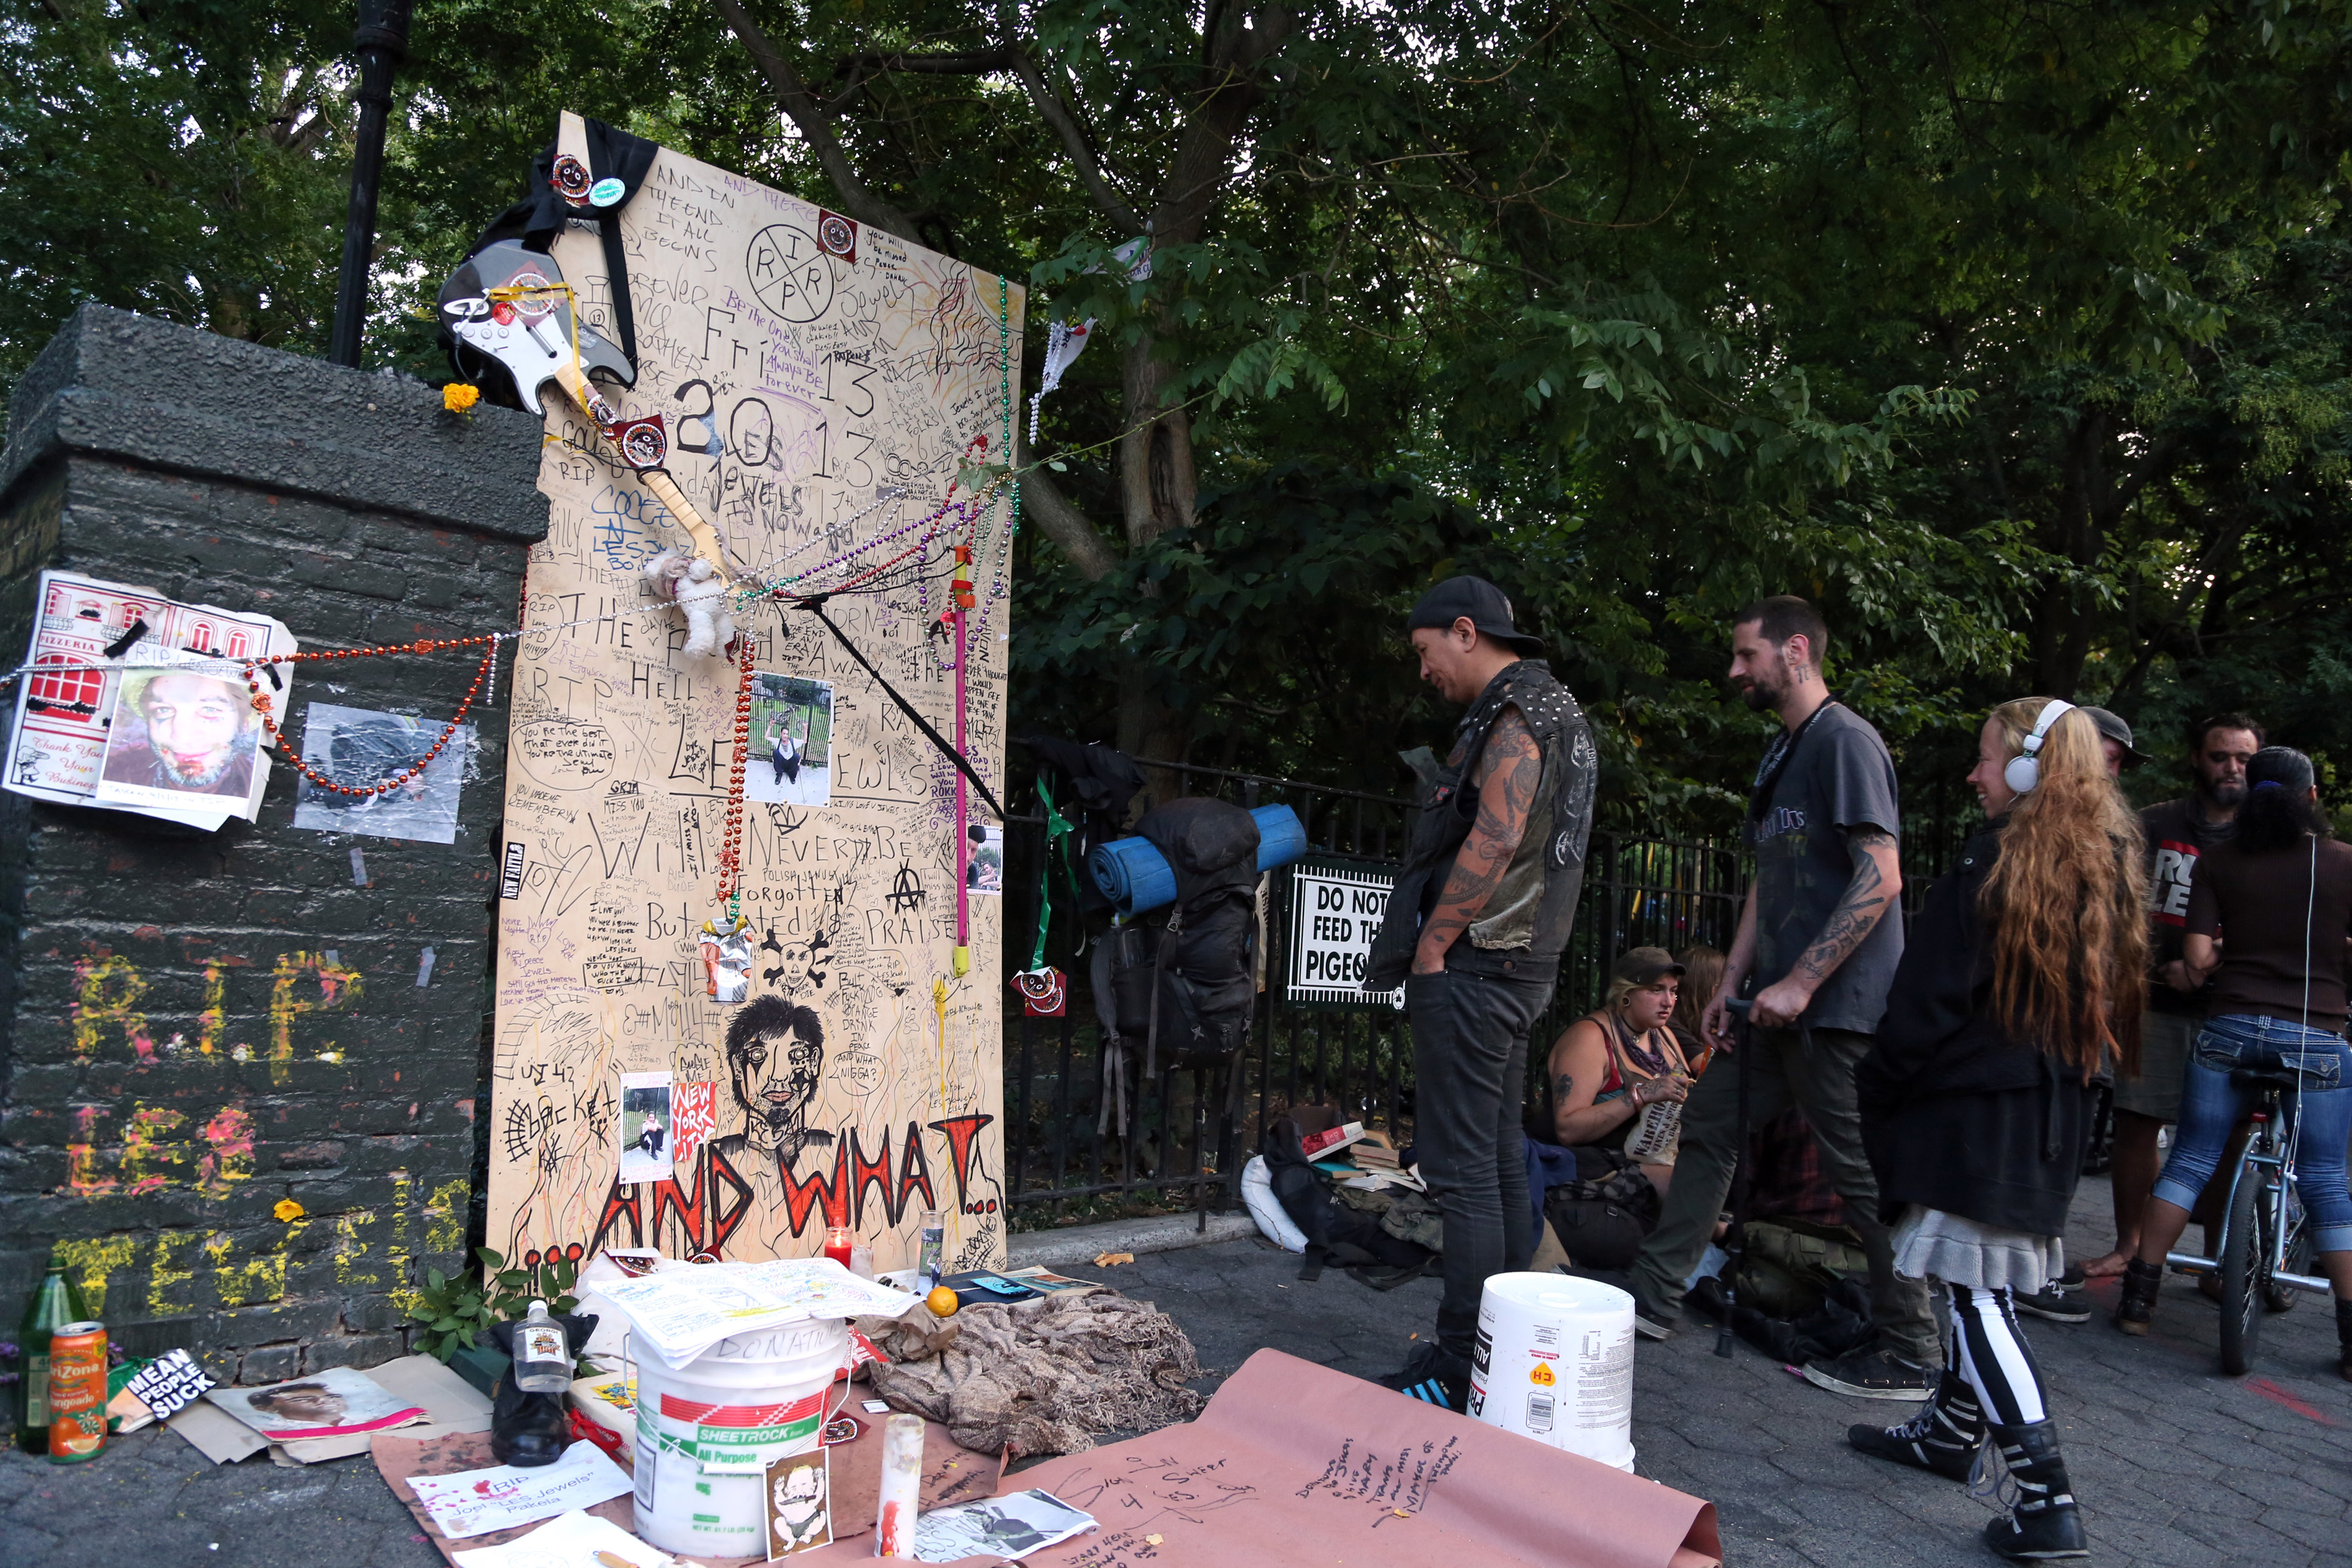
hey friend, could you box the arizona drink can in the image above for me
[44,1322,108,1463]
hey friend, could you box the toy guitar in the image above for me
[438,240,737,579]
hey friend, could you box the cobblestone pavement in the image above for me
[5,1172,2347,1567]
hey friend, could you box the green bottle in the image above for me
[12,1250,91,1456]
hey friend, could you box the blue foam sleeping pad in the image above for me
[1089,804,1309,915]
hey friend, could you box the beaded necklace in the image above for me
[713,632,757,920]
[240,636,500,797]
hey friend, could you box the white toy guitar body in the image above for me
[437,240,635,421]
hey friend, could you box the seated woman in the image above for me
[1668,943,1725,1077]
[1546,947,1695,1198]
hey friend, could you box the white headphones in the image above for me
[2002,698,2077,794]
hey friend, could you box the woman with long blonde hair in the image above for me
[1847,699,2146,1562]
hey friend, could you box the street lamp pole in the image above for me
[327,0,414,368]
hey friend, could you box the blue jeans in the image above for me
[2151,1013,2352,1254]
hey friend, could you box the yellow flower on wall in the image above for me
[274,1198,305,1222]
[442,383,482,414]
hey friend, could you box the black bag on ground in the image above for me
[1541,1145,1662,1270]
[1262,1118,1433,1284]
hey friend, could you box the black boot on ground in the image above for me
[2336,1296,2352,1382]
[1848,1369,1984,1482]
[2113,1256,2161,1335]
[1982,1420,2088,1561]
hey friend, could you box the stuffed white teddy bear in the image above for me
[643,549,734,657]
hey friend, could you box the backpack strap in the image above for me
[1143,907,1183,1080]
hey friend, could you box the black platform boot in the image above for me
[1982,1420,2088,1560]
[2113,1256,2161,1335]
[1848,1368,1984,1482]
[2336,1296,2352,1382]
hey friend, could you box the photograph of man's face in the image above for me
[106,668,253,793]
[721,996,826,1162]
[246,1382,348,1426]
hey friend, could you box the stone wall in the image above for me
[0,306,546,1390]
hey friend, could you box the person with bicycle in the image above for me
[2114,746,2352,1382]
[1849,698,2146,1561]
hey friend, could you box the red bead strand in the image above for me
[713,633,755,913]
[240,640,500,797]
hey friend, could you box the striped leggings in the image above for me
[1945,1284,2048,1426]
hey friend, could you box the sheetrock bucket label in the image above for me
[662,1390,825,1471]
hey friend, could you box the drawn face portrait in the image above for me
[137,670,248,786]
[774,939,816,993]
[724,997,825,1159]
[770,1457,829,1551]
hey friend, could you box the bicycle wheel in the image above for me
[2217,1165,2272,1375]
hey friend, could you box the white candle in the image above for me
[874,1413,925,1558]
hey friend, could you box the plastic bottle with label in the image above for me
[12,1250,91,1455]
[512,1300,573,1394]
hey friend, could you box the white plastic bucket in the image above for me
[1467,1271,1636,1471]
[630,1317,849,1557]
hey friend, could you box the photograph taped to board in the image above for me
[619,1071,674,1184]
[744,672,833,808]
[966,823,1004,894]
[291,703,475,844]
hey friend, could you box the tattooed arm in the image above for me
[1545,1018,1688,1145]
[1750,825,1903,1028]
[1413,708,1542,975]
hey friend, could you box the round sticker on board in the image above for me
[589,177,627,208]
[550,154,591,203]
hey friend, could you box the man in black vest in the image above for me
[1622,596,1941,1397]
[1362,577,1597,1412]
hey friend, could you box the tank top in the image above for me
[1582,1011,1690,1153]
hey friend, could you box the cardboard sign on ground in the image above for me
[373,1407,1004,1567]
[790,1348,1720,1568]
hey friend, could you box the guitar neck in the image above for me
[635,468,736,586]
[545,364,737,583]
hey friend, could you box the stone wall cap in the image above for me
[2,304,549,542]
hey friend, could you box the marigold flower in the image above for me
[442,382,482,414]
[274,1199,305,1222]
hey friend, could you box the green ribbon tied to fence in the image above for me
[1029,772,1081,973]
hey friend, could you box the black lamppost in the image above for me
[328,0,414,368]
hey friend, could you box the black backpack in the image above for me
[1260,1118,1435,1284]
[1088,797,1260,1134]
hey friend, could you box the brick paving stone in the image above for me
[0,1171,2343,1566]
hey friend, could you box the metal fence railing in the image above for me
[995,759,1753,1228]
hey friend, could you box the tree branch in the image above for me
[1016,423,1120,581]
[1005,49,1146,233]
[708,0,923,242]
[836,49,1011,76]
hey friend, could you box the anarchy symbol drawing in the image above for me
[885,862,926,913]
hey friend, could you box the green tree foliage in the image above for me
[7,0,2349,832]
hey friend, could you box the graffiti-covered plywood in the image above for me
[488,116,1018,1274]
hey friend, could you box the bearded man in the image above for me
[103,668,256,796]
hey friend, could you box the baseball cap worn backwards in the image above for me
[1407,576,1544,657]
[1612,947,1686,987]
[2078,706,2147,769]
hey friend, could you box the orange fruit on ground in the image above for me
[926,1286,960,1317]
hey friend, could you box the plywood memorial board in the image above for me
[487,112,1019,1275]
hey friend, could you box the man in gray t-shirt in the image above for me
[1622,597,1939,1397]
[1748,703,1906,1032]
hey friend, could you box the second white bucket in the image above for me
[1467,1271,1636,1471]
[631,1316,849,1558]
